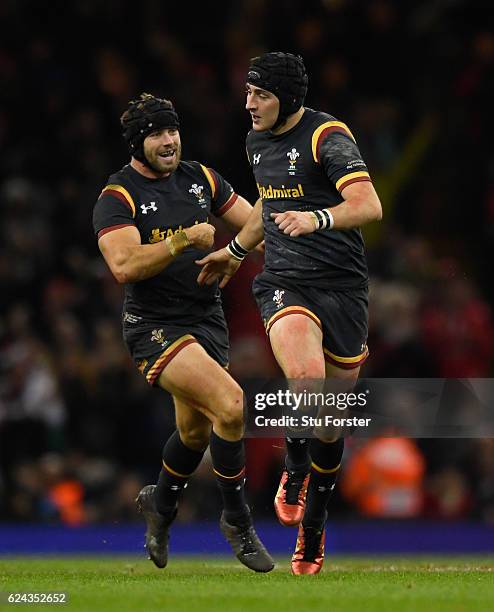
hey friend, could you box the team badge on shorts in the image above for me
[151,328,170,349]
[273,289,285,309]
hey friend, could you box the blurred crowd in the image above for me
[1,0,493,525]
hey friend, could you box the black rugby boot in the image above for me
[220,509,275,573]
[136,484,177,569]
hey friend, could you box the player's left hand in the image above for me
[271,211,317,237]
[195,247,242,288]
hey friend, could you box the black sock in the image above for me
[155,430,205,515]
[210,430,248,524]
[304,438,344,526]
[285,436,311,473]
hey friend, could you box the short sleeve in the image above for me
[199,165,238,217]
[312,121,371,193]
[93,184,136,239]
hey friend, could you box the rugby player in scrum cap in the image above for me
[197,52,382,574]
[93,93,274,573]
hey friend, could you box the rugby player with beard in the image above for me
[93,93,274,573]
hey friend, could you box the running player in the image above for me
[93,93,274,573]
[197,52,382,574]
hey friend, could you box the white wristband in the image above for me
[226,237,250,261]
[312,209,334,230]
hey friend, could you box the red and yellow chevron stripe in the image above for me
[323,344,369,369]
[200,164,217,199]
[335,171,371,193]
[100,184,136,218]
[312,121,356,163]
[266,306,322,335]
[146,335,197,385]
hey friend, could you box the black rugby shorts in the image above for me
[123,307,229,385]
[253,275,369,369]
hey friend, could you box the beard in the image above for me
[146,142,182,175]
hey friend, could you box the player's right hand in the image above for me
[195,248,242,288]
[185,223,216,250]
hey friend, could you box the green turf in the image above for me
[1,557,493,611]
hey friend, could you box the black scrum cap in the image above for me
[247,52,308,128]
[121,93,179,165]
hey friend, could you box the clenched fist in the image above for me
[271,211,317,237]
[185,223,216,250]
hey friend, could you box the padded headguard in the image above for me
[121,93,180,165]
[247,52,308,129]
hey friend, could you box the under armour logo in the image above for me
[141,202,157,214]
[253,153,261,165]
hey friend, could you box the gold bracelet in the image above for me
[166,230,191,257]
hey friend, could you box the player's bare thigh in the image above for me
[269,315,361,440]
[156,341,243,435]
[268,313,326,379]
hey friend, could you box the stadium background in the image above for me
[1,0,493,552]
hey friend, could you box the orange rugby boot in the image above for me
[274,469,310,526]
[291,518,326,575]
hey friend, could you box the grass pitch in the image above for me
[1,556,493,611]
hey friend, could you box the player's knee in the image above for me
[215,388,244,433]
[284,358,325,380]
[178,423,211,452]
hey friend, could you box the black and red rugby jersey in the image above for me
[246,108,372,290]
[93,161,237,321]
